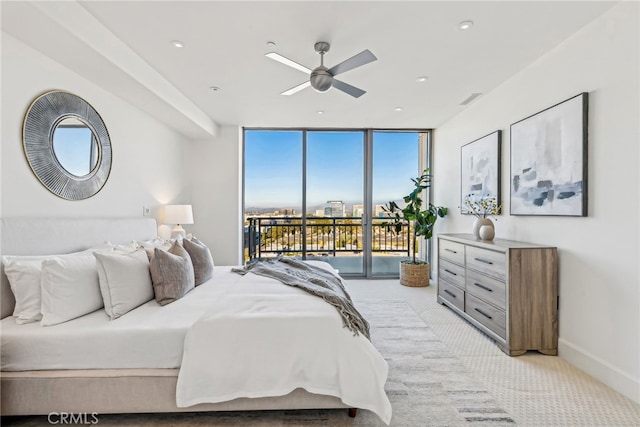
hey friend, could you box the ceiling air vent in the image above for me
[460,93,482,105]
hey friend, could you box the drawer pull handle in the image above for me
[444,290,457,298]
[474,307,493,319]
[473,282,493,292]
[445,248,457,254]
[474,257,494,265]
[444,269,457,276]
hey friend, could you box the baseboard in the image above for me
[559,338,639,404]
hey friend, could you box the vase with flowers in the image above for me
[463,195,502,240]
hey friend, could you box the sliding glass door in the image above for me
[243,131,303,263]
[370,131,423,276]
[243,129,430,278]
[306,131,365,274]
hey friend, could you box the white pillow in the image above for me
[2,258,43,324]
[40,255,104,326]
[2,243,112,325]
[136,238,174,260]
[94,249,154,319]
[106,240,139,252]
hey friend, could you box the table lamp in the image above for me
[164,204,193,239]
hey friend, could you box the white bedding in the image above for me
[0,269,231,371]
[1,261,391,423]
[176,267,392,424]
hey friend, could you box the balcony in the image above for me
[244,216,412,275]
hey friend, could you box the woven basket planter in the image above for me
[399,262,430,287]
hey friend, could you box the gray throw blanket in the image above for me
[232,258,370,340]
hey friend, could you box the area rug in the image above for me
[2,300,515,426]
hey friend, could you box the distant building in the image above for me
[275,209,295,216]
[349,204,389,217]
[325,200,345,217]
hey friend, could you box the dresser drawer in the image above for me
[466,246,506,281]
[465,269,506,310]
[439,280,464,311]
[439,239,465,265]
[465,293,506,339]
[439,259,465,289]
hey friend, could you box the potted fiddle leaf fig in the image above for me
[383,169,447,287]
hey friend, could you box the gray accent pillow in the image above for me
[149,242,195,306]
[182,237,214,286]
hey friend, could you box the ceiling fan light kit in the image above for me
[266,41,377,98]
[310,67,332,93]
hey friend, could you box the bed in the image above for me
[0,217,391,423]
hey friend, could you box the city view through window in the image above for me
[244,129,428,276]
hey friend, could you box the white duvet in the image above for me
[176,263,392,424]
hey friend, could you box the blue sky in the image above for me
[244,130,420,211]
[52,126,95,176]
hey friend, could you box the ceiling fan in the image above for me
[265,42,377,98]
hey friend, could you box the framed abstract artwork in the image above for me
[460,130,501,214]
[510,92,588,216]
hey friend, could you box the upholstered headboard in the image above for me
[0,217,158,319]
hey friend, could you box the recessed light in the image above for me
[267,41,277,47]
[171,40,185,48]
[210,86,221,92]
[416,76,428,82]
[457,20,474,31]
[394,107,403,112]
[317,110,324,115]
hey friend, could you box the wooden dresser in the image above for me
[437,234,558,356]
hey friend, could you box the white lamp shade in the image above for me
[164,204,194,225]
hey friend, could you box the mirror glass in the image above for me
[52,117,99,177]
[23,90,112,200]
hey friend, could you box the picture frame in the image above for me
[460,130,501,214]
[510,92,588,216]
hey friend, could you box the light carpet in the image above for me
[1,299,514,426]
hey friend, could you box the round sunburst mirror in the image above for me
[22,90,112,200]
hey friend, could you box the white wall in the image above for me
[0,34,188,223]
[0,32,242,264]
[186,125,243,266]
[433,3,639,403]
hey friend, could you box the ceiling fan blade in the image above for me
[332,79,366,98]
[328,50,377,76]
[265,52,312,74]
[281,81,311,96]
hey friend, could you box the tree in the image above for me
[383,169,447,264]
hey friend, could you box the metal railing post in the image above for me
[406,220,411,257]
[332,218,336,257]
[248,218,256,261]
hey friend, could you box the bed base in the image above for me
[0,369,354,417]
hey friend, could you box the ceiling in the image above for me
[1,1,618,139]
